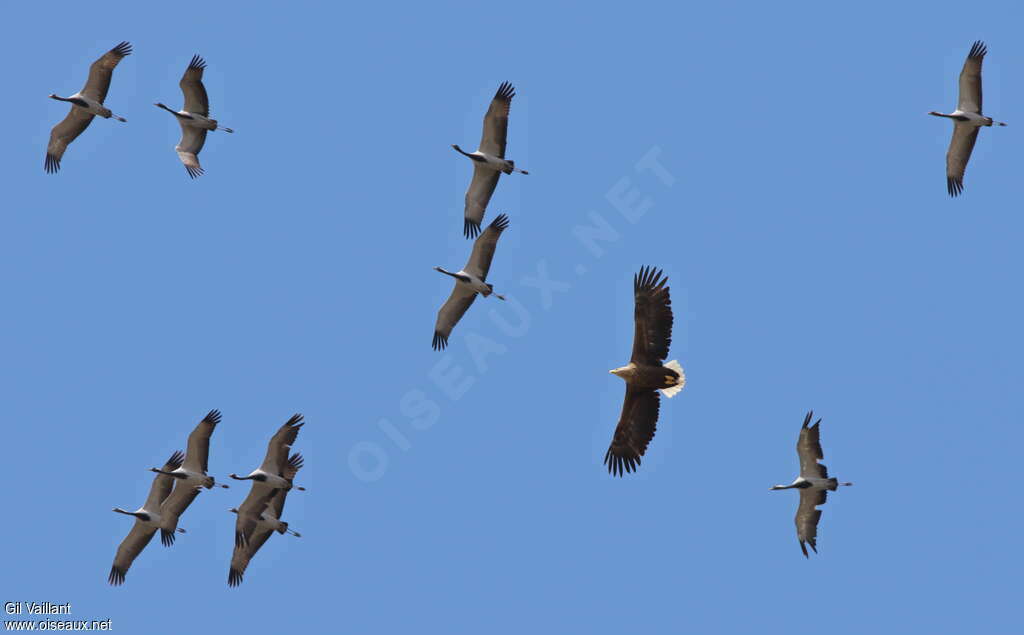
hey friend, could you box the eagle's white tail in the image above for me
[659,360,686,398]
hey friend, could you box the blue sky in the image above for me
[1,0,1020,632]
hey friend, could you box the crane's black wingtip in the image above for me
[185,164,205,179]
[228,568,243,587]
[947,177,963,197]
[203,409,222,426]
[432,332,448,351]
[166,450,186,467]
[108,566,126,586]
[160,529,176,547]
[495,81,516,101]
[464,219,481,239]
[112,41,133,57]
[287,453,304,471]
[968,40,987,59]
[489,213,510,232]
[44,154,61,174]
[188,54,207,71]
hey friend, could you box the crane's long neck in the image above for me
[229,474,255,481]
[435,267,462,281]
[155,103,186,118]
[928,111,955,119]
[112,508,142,518]
[451,144,474,158]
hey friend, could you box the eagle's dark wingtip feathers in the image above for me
[634,265,668,294]
[603,448,640,477]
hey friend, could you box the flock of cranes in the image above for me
[84,37,1007,581]
[45,43,232,177]
[109,412,306,586]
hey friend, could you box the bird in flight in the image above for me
[453,82,528,238]
[929,41,1007,197]
[45,41,132,173]
[432,213,511,350]
[604,266,685,476]
[770,411,853,557]
[154,55,234,178]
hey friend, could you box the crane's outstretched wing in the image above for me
[433,285,477,351]
[465,213,509,281]
[45,108,95,173]
[796,411,829,480]
[108,521,157,586]
[184,409,221,474]
[463,167,501,239]
[159,483,201,546]
[957,41,986,114]
[258,414,305,474]
[945,124,979,197]
[479,82,515,158]
[795,488,828,558]
[180,55,210,117]
[176,126,208,179]
[82,41,132,103]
